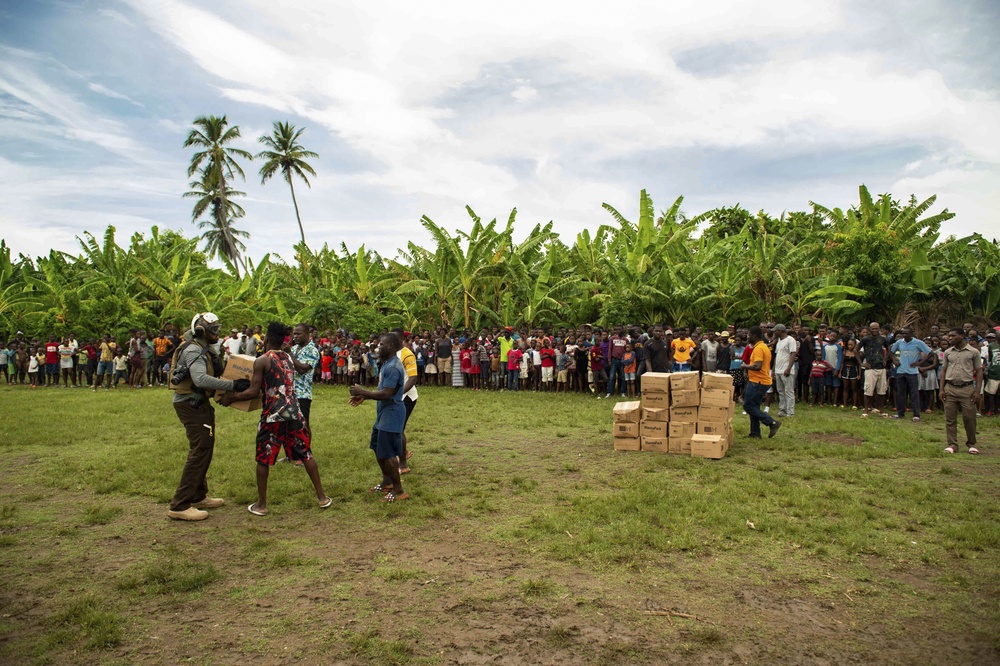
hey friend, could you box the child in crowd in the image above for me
[810,357,834,406]
[730,334,747,402]
[28,347,39,388]
[321,349,334,384]
[349,341,363,385]
[490,349,501,390]
[113,348,129,387]
[336,345,349,385]
[841,339,861,409]
[539,340,555,391]
[478,340,489,389]
[623,342,636,398]
[460,341,472,388]
[556,345,569,393]
[590,343,606,396]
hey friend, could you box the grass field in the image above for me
[1,383,998,665]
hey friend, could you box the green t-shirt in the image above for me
[500,336,513,363]
[987,343,1000,381]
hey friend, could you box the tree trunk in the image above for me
[289,177,306,247]
[464,290,470,329]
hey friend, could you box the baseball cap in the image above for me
[773,324,787,331]
[988,332,997,338]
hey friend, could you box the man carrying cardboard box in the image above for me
[167,312,250,522]
[221,323,333,515]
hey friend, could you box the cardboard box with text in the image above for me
[640,390,670,409]
[699,403,734,423]
[214,354,262,412]
[671,389,700,408]
[640,420,668,439]
[613,422,640,438]
[700,388,734,408]
[691,433,727,459]
[669,436,692,454]
[641,372,671,394]
[701,372,735,391]
[669,371,699,392]
[670,405,698,422]
[641,437,670,453]
[669,421,696,439]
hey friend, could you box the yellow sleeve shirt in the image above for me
[748,342,773,386]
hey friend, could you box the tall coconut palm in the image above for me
[183,115,252,267]
[256,121,318,247]
[184,171,249,276]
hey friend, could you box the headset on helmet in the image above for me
[191,312,221,338]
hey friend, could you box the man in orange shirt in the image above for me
[740,326,782,439]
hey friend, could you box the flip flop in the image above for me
[968,447,979,455]
[369,483,391,493]
[319,496,333,509]
[247,503,268,516]
[399,467,411,475]
[381,492,410,503]
[943,446,956,454]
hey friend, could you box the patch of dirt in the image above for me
[811,432,864,446]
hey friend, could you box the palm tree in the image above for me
[256,121,318,247]
[184,171,249,276]
[183,115,252,268]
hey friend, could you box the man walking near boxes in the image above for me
[773,324,798,417]
[741,326,781,439]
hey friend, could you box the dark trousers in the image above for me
[895,373,921,418]
[607,357,624,396]
[743,381,776,437]
[943,384,977,448]
[299,398,312,427]
[507,368,519,391]
[171,399,216,511]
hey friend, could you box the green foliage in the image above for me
[1,185,994,338]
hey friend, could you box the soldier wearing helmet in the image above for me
[166,312,250,521]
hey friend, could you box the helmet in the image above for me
[191,312,221,338]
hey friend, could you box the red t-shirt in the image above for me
[45,343,59,364]
[741,345,753,364]
[321,355,334,372]
[460,349,471,371]
[540,348,556,367]
[507,349,522,371]
[590,347,604,371]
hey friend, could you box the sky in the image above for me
[1,0,998,264]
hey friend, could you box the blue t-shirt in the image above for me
[890,338,930,375]
[375,356,406,433]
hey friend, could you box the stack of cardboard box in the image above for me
[613,371,736,459]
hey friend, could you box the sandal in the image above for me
[406,451,413,460]
[319,496,333,509]
[943,446,956,454]
[968,447,979,455]
[369,484,391,493]
[912,417,920,422]
[247,503,268,516]
[382,492,410,503]
[399,467,411,475]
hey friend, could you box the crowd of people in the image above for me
[3,318,995,502]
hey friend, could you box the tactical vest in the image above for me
[169,340,222,395]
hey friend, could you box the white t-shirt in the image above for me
[774,335,799,375]
[224,335,243,356]
[700,340,719,371]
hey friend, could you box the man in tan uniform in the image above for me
[941,328,982,454]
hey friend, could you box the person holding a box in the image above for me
[167,312,250,521]
[741,326,781,439]
[221,322,333,515]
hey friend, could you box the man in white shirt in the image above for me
[773,324,799,417]
[223,329,243,358]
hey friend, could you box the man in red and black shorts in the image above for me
[221,322,332,516]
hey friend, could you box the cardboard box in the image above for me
[669,436,692,454]
[641,372,671,394]
[669,371,700,392]
[671,389,700,407]
[691,433,727,459]
[699,403,734,423]
[641,437,670,453]
[701,372,735,391]
[670,405,698,422]
[643,407,669,422]
[613,436,641,451]
[214,354,262,412]
[700,388,734,408]
[640,420,668,439]
[613,422,640,438]
[640,391,670,409]
[613,401,642,423]
[669,421,696,439]
[697,421,731,436]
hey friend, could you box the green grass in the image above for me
[0,383,998,663]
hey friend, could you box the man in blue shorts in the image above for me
[349,332,409,502]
